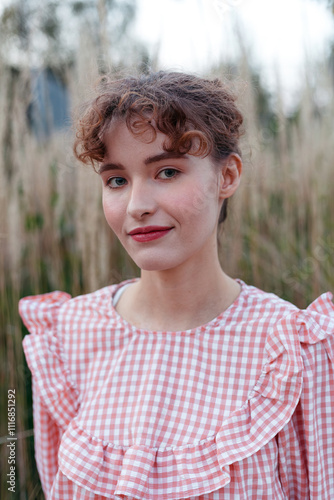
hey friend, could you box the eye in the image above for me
[157,168,179,180]
[106,177,127,189]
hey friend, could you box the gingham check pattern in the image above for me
[19,280,334,499]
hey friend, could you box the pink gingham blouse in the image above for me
[19,279,334,499]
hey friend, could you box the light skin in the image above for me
[99,119,242,332]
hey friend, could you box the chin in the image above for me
[133,260,177,272]
[130,252,183,272]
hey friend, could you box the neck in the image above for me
[140,258,226,301]
[119,248,240,331]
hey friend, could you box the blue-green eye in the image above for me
[157,168,179,180]
[107,177,127,188]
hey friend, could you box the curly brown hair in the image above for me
[73,70,244,223]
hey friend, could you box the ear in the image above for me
[218,153,242,200]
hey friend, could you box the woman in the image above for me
[20,71,334,499]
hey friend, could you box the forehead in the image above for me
[102,117,212,167]
[104,117,156,144]
[103,118,175,162]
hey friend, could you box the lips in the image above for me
[128,226,173,242]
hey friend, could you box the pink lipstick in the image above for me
[128,226,173,242]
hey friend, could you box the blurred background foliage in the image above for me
[0,0,334,498]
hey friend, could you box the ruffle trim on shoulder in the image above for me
[57,292,334,500]
[297,293,334,361]
[20,292,80,429]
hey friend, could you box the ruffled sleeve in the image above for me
[19,291,80,498]
[276,292,334,499]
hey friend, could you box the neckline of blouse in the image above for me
[108,278,247,335]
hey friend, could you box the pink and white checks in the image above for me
[19,280,334,499]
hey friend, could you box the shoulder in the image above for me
[233,282,334,377]
[57,285,115,322]
[246,283,334,388]
[238,281,299,315]
[238,280,298,311]
[237,280,334,331]
[224,281,299,340]
[18,281,134,333]
[18,282,131,429]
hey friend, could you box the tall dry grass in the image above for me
[221,59,334,305]
[0,46,333,497]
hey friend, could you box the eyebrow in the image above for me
[99,162,125,174]
[144,151,187,165]
[98,151,187,174]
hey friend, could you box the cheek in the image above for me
[102,195,124,233]
[170,180,219,222]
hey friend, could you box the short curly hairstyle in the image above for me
[73,70,243,223]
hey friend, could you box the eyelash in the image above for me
[106,168,180,189]
[157,168,180,180]
[106,177,127,189]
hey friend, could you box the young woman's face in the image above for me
[100,119,229,272]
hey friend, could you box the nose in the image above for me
[126,180,158,219]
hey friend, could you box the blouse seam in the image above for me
[69,421,219,451]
